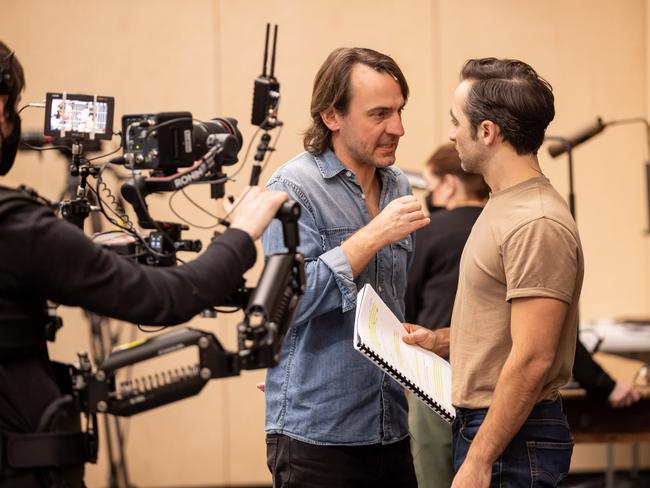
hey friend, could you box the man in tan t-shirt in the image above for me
[404,58,583,487]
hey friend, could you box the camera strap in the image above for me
[0,393,97,479]
[1,431,92,470]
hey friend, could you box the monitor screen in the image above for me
[44,93,114,140]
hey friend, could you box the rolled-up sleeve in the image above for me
[263,176,356,325]
[319,245,356,312]
[503,217,578,304]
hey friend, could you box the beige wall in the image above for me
[1,0,649,485]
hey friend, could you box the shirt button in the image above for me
[378,286,383,292]
[345,170,352,177]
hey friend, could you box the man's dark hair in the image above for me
[303,47,409,155]
[427,143,490,200]
[0,41,25,124]
[460,58,554,155]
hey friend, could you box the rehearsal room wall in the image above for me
[1,0,648,485]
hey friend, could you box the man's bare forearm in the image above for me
[341,226,383,278]
[461,297,568,468]
[463,353,550,465]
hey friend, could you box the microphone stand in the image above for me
[548,117,650,225]
[544,136,577,219]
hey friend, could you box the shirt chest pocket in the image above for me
[321,226,357,252]
[321,226,371,285]
[390,235,413,297]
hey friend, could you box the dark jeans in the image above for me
[452,399,573,487]
[266,433,418,488]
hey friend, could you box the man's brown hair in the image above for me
[460,58,554,155]
[303,47,409,155]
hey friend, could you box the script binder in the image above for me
[353,284,455,423]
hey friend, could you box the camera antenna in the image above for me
[262,23,270,78]
[270,24,278,79]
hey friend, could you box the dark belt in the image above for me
[1,430,96,473]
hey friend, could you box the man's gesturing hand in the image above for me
[370,195,429,247]
[341,195,429,278]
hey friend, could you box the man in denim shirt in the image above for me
[262,48,429,487]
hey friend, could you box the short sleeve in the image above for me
[502,218,579,304]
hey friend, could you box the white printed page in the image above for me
[354,284,455,420]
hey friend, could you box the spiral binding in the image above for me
[358,343,454,423]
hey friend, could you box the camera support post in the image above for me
[59,137,101,229]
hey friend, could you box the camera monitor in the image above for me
[44,92,114,140]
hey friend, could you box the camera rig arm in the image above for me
[73,201,304,417]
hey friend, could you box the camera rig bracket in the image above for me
[72,200,304,417]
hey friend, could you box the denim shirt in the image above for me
[262,148,414,446]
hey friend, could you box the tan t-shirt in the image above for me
[450,177,584,409]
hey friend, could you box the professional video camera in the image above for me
[102,21,282,266]
[14,22,300,485]
[62,21,300,403]
[96,113,245,266]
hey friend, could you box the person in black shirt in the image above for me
[0,41,287,488]
[405,143,489,488]
[572,339,640,405]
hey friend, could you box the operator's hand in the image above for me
[608,381,641,408]
[402,324,450,358]
[227,186,288,241]
[369,195,429,247]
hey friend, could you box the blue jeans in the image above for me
[452,399,573,487]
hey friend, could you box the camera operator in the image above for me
[0,41,287,488]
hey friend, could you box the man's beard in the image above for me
[347,138,398,169]
[458,145,485,175]
[460,158,475,173]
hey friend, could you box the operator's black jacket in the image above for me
[0,186,256,487]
